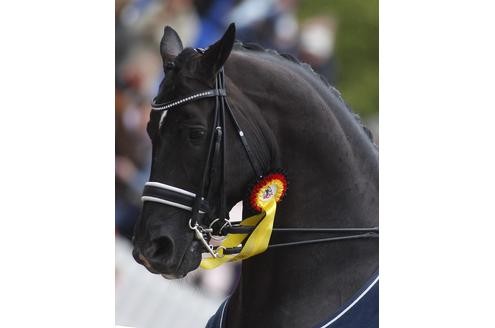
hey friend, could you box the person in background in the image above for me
[298,16,338,84]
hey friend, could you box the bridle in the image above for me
[142,60,378,259]
[144,64,263,258]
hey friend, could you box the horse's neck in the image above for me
[227,179,378,328]
[225,67,378,327]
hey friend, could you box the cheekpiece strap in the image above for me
[151,89,226,111]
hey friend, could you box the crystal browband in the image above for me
[151,89,226,111]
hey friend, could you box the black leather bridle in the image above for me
[142,63,378,259]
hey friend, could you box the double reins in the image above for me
[143,64,378,259]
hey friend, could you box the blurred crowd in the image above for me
[115,0,340,240]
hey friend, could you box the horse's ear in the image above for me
[200,23,236,77]
[160,26,183,65]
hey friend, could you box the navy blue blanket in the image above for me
[206,272,378,328]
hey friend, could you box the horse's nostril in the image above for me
[149,236,174,260]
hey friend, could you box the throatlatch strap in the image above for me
[224,99,263,178]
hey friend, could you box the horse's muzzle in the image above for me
[132,233,177,272]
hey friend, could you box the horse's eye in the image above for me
[189,128,206,141]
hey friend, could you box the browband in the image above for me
[151,89,226,111]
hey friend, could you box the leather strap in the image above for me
[151,89,226,111]
[221,232,378,255]
[223,226,379,234]
[142,184,210,213]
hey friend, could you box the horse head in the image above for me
[132,24,273,278]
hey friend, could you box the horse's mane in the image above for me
[233,41,376,145]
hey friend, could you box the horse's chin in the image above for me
[161,273,186,280]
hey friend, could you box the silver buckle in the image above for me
[208,218,232,241]
[189,219,217,258]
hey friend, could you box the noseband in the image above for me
[143,64,378,260]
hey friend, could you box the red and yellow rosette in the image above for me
[249,172,287,212]
[200,172,287,269]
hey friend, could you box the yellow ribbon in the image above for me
[200,199,277,269]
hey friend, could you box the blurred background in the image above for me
[115,0,378,326]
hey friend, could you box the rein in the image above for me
[220,227,378,255]
[142,63,379,262]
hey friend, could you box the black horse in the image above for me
[132,24,378,328]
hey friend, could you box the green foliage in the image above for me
[299,0,378,117]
